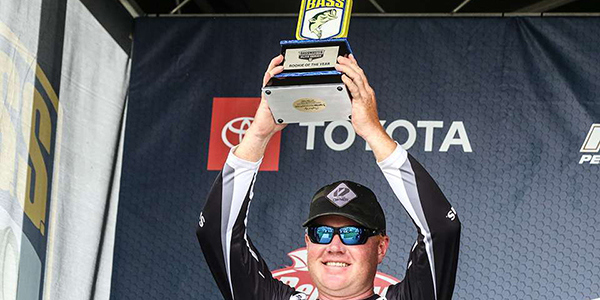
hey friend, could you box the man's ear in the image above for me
[305,234,310,247]
[377,235,390,264]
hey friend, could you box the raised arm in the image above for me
[196,55,299,300]
[335,55,396,163]
[377,144,460,300]
[233,54,286,162]
[337,55,461,300]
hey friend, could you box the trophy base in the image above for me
[263,38,354,124]
[263,83,352,124]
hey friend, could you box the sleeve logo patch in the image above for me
[198,212,205,227]
[446,207,457,221]
[326,183,357,207]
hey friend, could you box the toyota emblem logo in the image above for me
[221,117,254,148]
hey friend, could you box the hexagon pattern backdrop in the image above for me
[114,17,600,299]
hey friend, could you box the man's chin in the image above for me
[318,273,353,293]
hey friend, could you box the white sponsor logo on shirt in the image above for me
[198,212,205,227]
[290,293,308,300]
[446,207,457,221]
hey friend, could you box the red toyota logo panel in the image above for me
[207,97,282,171]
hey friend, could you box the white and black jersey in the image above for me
[196,143,461,300]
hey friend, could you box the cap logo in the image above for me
[326,183,357,207]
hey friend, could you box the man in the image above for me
[196,54,461,300]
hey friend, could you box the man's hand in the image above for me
[335,54,396,162]
[233,55,286,162]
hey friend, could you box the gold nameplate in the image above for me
[295,0,353,40]
[293,98,327,112]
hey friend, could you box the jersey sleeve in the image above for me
[196,148,300,300]
[378,144,461,300]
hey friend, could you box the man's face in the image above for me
[305,215,389,299]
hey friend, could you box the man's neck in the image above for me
[318,290,379,300]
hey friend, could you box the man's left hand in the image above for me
[335,54,396,162]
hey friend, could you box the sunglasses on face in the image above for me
[306,225,380,245]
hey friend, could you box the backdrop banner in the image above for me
[1,0,130,299]
[115,17,600,299]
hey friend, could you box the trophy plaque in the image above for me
[263,0,354,124]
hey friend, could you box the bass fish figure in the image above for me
[308,9,338,39]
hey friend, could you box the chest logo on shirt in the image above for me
[289,293,308,300]
[326,183,357,207]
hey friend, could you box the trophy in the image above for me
[262,0,354,124]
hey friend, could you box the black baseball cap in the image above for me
[302,180,386,234]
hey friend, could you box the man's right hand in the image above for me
[233,55,286,162]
